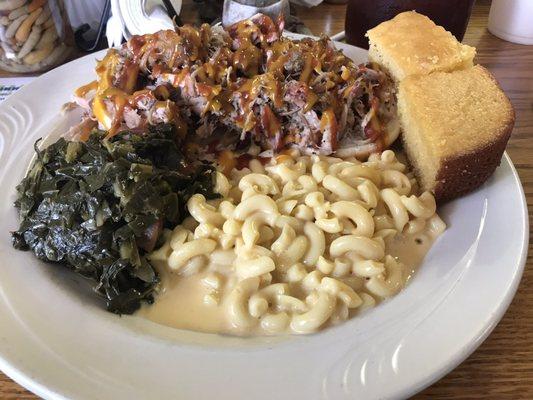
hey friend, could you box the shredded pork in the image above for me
[71,14,396,157]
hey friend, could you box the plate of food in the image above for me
[0,11,527,400]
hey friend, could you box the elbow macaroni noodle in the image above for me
[150,149,446,335]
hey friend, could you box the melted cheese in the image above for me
[138,229,440,336]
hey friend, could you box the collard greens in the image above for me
[12,124,217,314]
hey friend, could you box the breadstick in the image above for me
[15,6,41,43]
[0,0,26,11]
[0,57,30,72]
[5,13,26,39]
[37,42,69,68]
[17,23,40,58]
[34,4,50,25]
[27,0,45,13]
[23,41,52,64]
[42,15,53,29]
[8,4,28,19]
[35,24,56,49]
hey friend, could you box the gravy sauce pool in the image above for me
[138,268,227,334]
[387,231,437,284]
[137,228,439,336]
[137,260,234,334]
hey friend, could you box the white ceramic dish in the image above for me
[0,39,528,400]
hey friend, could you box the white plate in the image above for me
[0,39,528,400]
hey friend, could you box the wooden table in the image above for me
[1,0,532,398]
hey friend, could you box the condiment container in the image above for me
[488,0,533,45]
[0,0,74,73]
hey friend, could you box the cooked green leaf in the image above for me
[12,123,217,314]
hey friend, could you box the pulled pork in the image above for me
[71,14,396,156]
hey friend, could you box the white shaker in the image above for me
[488,0,533,45]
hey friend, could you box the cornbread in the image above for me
[367,11,476,82]
[398,65,514,202]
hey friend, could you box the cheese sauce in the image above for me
[138,267,228,334]
[137,261,231,333]
[387,231,438,284]
[137,229,440,335]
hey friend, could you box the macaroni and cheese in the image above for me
[139,150,445,335]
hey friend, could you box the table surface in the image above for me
[1,0,532,398]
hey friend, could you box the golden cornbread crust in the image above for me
[367,11,476,81]
[398,66,514,158]
[399,65,515,203]
[434,68,514,202]
[433,125,513,202]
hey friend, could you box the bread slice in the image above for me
[398,65,514,202]
[367,11,476,82]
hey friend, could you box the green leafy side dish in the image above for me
[12,124,217,314]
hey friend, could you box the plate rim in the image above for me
[404,151,529,398]
[0,39,528,400]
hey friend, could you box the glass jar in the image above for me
[0,0,74,73]
[345,0,475,49]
